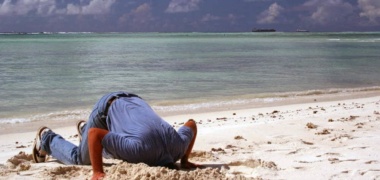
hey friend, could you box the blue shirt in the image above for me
[101,96,193,166]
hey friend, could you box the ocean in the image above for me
[1,32,380,124]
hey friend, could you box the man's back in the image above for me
[102,97,193,166]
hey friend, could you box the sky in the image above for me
[0,0,379,32]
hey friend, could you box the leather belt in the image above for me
[102,93,139,120]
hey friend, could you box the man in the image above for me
[32,91,200,180]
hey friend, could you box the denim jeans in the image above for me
[40,92,128,165]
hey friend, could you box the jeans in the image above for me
[40,92,128,165]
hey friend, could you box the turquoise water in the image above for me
[1,32,380,123]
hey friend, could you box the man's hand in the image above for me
[88,128,109,180]
[91,172,105,180]
[181,119,203,169]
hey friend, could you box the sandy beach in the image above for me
[1,92,380,180]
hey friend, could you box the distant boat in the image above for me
[296,29,309,32]
[252,28,276,32]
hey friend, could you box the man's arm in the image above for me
[180,119,202,169]
[88,128,109,180]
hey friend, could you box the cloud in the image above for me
[165,0,201,13]
[0,0,55,16]
[200,13,240,25]
[118,3,154,31]
[66,0,116,15]
[201,13,220,22]
[227,14,239,23]
[0,0,116,16]
[303,0,355,25]
[257,3,284,24]
[358,0,380,24]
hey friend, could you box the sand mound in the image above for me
[104,162,245,180]
[0,164,9,176]
[0,151,252,179]
[41,166,92,179]
[6,151,33,171]
[0,151,33,176]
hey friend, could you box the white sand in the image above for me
[1,93,380,179]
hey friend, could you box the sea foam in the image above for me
[0,118,31,124]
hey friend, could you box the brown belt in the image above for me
[103,93,139,120]
[104,96,118,116]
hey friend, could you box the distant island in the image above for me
[252,28,276,32]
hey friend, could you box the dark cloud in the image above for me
[0,0,379,32]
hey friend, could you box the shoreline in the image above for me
[1,92,380,179]
[2,86,380,121]
[1,90,380,135]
